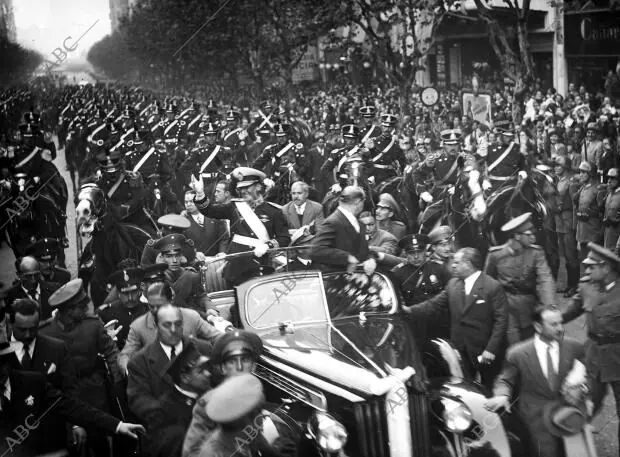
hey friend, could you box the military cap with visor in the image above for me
[398,234,429,252]
[231,167,267,189]
[428,225,453,244]
[211,330,263,364]
[142,263,168,284]
[501,212,534,234]
[153,234,187,254]
[582,242,620,267]
[166,338,213,384]
[157,214,191,232]
[48,278,90,308]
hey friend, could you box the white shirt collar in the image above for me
[160,340,183,360]
[191,213,204,225]
[464,271,482,295]
[10,335,35,363]
[21,283,41,297]
[338,207,360,233]
[294,202,306,214]
[139,294,148,304]
[534,334,559,377]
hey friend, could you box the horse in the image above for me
[418,167,489,256]
[321,153,376,217]
[64,120,88,195]
[75,183,154,308]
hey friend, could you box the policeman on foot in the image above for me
[141,214,195,267]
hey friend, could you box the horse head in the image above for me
[76,183,106,237]
[459,166,487,222]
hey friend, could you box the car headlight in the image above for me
[440,397,473,433]
[307,412,348,452]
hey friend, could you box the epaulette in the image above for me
[146,238,155,247]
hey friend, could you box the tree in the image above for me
[331,0,456,115]
[0,37,42,86]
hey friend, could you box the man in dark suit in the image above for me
[25,237,71,284]
[183,190,229,257]
[0,342,144,457]
[485,305,587,457]
[281,181,325,232]
[306,134,332,200]
[5,256,61,325]
[309,186,376,275]
[406,247,508,389]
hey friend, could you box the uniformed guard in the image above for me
[42,278,122,457]
[480,120,527,189]
[189,167,290,286]
[484,212,555,345]
[153,233,209,315]
[562,243,620,445]
[253,123,301,178]
[98,267,148,350]
[554,156,581,296]
[574,161,606,257]
[25,238,71,284]
[358,105,382,143]
[141,214,195,267]
[366,114,407,184]
[428,225,455,266]
[375,193,407,240]
[321,125,372,190]
[603,168,620,250]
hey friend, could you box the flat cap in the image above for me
[107,267,144,293]
[25,238,63,261]
[142,263,168,283]
[48,278,89,308]
[153,234,186,254]
[583,242,620,266]
[231,167,267,189]
[211,330,263,364]
[501,212,534,233]
[428,225,453,244]
[206,374,265,423]
[166,338,213,383]
[398,234,428,252]
[157,214,191,231]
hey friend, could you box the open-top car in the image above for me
[207,268,523,457]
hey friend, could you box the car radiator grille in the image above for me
[408,391,431,457]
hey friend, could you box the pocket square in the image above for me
[47,363,57,374]
[475,299,486,304]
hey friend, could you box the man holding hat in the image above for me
[25,237,71,284]
[0,342,145,457]
[563,243,620,444]
[189,167,290,286]
[141,213,196,267]
[574,161,606,257]
[485,305,588,457]
[604,168,620,249]
[581,122,603,166]
[40,278,125,457]
[375,193,407,240]
[554,156,581,296]
[98,267,148,350]
[485,213,555,344]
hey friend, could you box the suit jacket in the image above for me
[127,337,184,425]
[493,337,585,457]
[148,387,198,457]
[368,229,398,255]
[0,370,119,457]
[119,308,221,373]
[184,213,229,256]
[13,334,71,389]
[5,280,61,320]
[281,200,325,231]
[309,208,369,272]
[409,274,508,361]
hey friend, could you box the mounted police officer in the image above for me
[480,120,527,189]
[189,167,290,286]
[366,114,407,185]
[253,123,300,177]
[358,105,382,143]
[321,125,371,190]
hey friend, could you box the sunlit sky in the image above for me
[13,0,111,61]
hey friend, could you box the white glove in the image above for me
[420,191,433,203]
[331,183,342,193]
[195,251,207,262]
[189,174,205,199]
[448,186,455,196]
[364,139,375,150]
[482,179,492,191]
[104,320,123,342]
[368,176,375,185]
[263,178,275,189]
[254,243,269,258]
[41,149,53,162]
[208,315,234,332]
[518,170,528,179]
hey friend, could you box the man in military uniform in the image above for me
[89,146,147,223]
[358,105,382,143]
[553,156,581,296]
[484,213,555,345]
[562,243,620,446]
[25,238,71,284]
[428,225,455,267]
[98,267,148,350]
[153,233,210,316]
[366,114,407,184]
[189,167,290,286]
[141,214,196,267]
[481,121,527,189]
[321,125,370,189]
[604,168,620,249]
[574,161,606,258]
[41,279,124,457]
[221,109,251,164]
[253,123,301,177]
[375,193,407,240]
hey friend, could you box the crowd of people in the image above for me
[0,71,620,457]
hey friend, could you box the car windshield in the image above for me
[324,272,397,318]
[245,275,329,329]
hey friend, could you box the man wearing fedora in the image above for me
[486,305,590,457]
[563,242,620,450]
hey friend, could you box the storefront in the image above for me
[564,9,620,90]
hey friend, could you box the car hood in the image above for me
[259,314,422,396]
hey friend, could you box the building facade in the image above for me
[0,0,16,41]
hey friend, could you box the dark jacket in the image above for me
[5,280,61,321]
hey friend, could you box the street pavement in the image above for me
[0,139,618,456]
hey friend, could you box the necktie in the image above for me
[170,346,176,360]
[28,288,38,302]
[21,345,32,370]
[546,345,558,390]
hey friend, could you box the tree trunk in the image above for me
[283,66,295,100]
[512,76,527,126]
[399,82,411,118]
